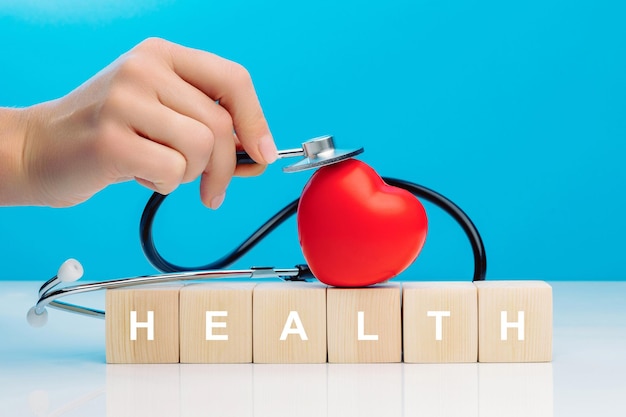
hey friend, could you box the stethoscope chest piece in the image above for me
[282,135,364,173]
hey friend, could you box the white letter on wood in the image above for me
[280,311,308,341]
[130,310,154,341]
[501,311,525,341]
[427,311,451,341]
[206,311,228,341]
[357,311,379,341]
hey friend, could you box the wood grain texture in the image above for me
[105,285,181,364]
[403,282,478,363]
[327,284,401,363]
[474,280,552,363]
[252,282,327,363]
[180,283,255,363]
[102,281,553,364]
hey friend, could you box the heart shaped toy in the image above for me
[297,159,428,287]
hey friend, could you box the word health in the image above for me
[105,281,552,364]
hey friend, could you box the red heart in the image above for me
[297,159,428,287]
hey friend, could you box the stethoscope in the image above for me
[28,135,487,328]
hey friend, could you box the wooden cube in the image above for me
[403,282,477,363]
[474,280,552,362]
[327,284,401,363]
[253,282,327,363]
[180,283,254,363]
[105,285,181,364]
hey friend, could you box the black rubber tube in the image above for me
[140,178,487,281]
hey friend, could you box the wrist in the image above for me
[0,107,38,205]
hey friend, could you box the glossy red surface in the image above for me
[298,159,428,287]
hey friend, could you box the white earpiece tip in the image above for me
[57,258,84,283]
[27,306,48,328]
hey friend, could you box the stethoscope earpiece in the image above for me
[27,258,84,327]
[27,305,48,328]
[57,258,84,283]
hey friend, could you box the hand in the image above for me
[4,38,277,208]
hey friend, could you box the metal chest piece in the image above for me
[282,135,364,173]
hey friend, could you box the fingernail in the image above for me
[210,192,226,210]
[259,134,278,164]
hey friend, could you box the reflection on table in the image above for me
[101,362,553,417]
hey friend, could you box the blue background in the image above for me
[1,0,625,282]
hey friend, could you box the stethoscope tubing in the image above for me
[384,178,487,281]
[140,177,487,280]
[140,194,301,273]
[30,173,487,324]
[34,267,302,319]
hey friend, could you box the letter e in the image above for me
[206,311,228,341]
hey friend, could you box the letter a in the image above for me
[280,311,308,341]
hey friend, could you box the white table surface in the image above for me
[0,281,624,417]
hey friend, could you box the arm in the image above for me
[0,38,277,208]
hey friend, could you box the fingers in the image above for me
[127,98,241,207]
[152,74,247,207]
[106,39,277,208]
[234,163,267,177]
[200,131,236,209]
[150,39,278,164]
[110,132,187,195]
[126,97,214,184]
[148,60,270,206]
[233,134,267,177]
[126,84,255,207]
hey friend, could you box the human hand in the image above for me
[5,38,276,208]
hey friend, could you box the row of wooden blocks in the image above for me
[105,280,553,364]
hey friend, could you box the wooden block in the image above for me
[474,280,552,362]
[105,285,181,364]
[403,282,477,363]
[253,282,327,363]
[327,284,401,363]
[180,283,254,363]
